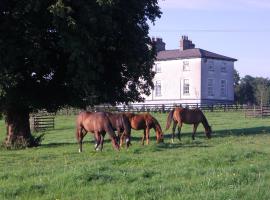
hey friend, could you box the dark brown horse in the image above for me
[124,113,164,145]
[76,111,119,152]
[105,112,131,148]
[166,107,212,142]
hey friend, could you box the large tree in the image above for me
[0,0,161,147]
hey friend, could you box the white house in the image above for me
[141,36,237,105]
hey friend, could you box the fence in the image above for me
[30,113,55,132]
[245,106,270,118]
[54,104,247,115]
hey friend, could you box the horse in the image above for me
[166,107,212,142]
[124,112,164,145]
[75,111,119,152]
[105,112,131,148]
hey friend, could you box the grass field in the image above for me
[1,111,270,200]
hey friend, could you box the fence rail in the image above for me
[30,113,55,132]
[245,106,270,118]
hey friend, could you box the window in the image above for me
[155,63,161,73]
[183,61,190,71]
[183,79,190,95]
[220,80,227,97]
[208,61,215,72]
[221,63,227,73]
[207,79,214,97]
[155,81,162,96]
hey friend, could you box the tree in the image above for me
[235,75,255,105]
[254,77,270,106]
[0,0,161,147]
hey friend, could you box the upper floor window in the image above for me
[155,63,161,73]
[208,61,215,72]
[220,79,227,97]
[221,63,227,73]
[207,79,214,97]
[183,61,190,71]
[183,79,190,95]
[155,81,162,96]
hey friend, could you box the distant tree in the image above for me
[254,78,270,106]
[236,75,256,105]
[0,0,161,147]
[233,69,241,103]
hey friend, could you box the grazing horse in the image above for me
[105,112,131,148]
[166,107,212,142]
[75,111,119,152]
[124,113,164,145]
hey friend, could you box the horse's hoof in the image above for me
[78,149,82,153]
[171,139,174,144]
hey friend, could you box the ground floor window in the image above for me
[183,79,190,95]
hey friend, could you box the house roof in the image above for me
[156,48,237,62]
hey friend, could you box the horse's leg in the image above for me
[99,132,105,151]
[146,127,150,145]
[117,129,124,147]
[192,123,199,140]
[171,120,177,143]
[141,129,146,145]
[77,126,86,153]
[177,122,182,141]
[94,132,101,151]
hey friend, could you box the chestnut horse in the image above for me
[166,107,212,142]
[105,112,131,148]
[124,113,164,145]
[76,111,119,152]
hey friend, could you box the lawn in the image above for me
[1,111,270,200]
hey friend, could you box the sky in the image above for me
[149,0,270,78]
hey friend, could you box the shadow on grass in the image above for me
[40,126,270,149]
[163,126,270,140]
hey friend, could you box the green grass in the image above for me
[1,112,270,200]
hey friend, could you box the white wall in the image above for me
[201,59,234,103]
[143,58,202,104]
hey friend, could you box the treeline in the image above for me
[234,69,270,105]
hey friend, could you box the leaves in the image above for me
[0,0,161,111]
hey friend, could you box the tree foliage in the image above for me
[0,0,161,112]
[234,70,270,105]
[0,0,161,147]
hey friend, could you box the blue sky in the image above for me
[149,0,270,78]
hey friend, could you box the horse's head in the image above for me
[205,126,212,139]
[155,127,164,143]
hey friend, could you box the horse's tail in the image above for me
[166,109,175,130]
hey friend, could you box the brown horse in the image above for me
[124,112,164,145]
[105,112,131,148]
[75,111,119,152]
[166,107,212,142]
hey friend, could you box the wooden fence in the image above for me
[30,113,55,132]
[245,106,270,118]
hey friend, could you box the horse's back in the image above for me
[181,108,205,124]
[78,111,112,132]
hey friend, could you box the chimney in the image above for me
[152,37,166,52]
[180,35,195,51]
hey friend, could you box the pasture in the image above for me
[1,111,270,200]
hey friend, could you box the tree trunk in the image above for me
[4,108,36,148]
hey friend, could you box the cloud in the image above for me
[159,0,270,10]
